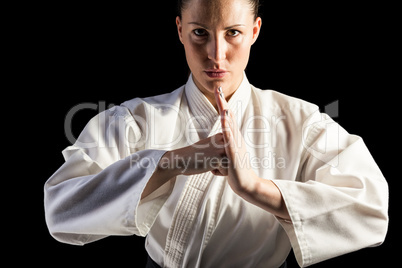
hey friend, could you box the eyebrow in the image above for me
[188,22,246,30]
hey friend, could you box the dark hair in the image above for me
[177,0,260,19]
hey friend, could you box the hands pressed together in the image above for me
[142,86,290,220]
[214,86,259,195]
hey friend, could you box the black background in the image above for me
[10,1,397,267]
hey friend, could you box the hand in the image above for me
[214,87,259,194]
[142,134,228,199]
[163,133,229,177]
[214,86,290,220]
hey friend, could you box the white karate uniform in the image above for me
[44,74,388,267]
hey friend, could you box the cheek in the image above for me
[183,40,206,69]
[229,41,251,67]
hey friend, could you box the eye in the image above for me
[227,29,240,37]
[193,28,208,37]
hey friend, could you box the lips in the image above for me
[204,69,227,78]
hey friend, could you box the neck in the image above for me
[192,74,243,111]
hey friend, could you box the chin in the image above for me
[204,80,224,91]
[203,75,230,90]
[193,71,234,94]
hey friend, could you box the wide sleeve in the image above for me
[273,113,389,267]
[44,106,170,245]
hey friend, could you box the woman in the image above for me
[44,0,388,267]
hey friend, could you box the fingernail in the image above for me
[218,86,222,93]
[225,110,229,116]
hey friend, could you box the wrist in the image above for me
[242,178,290,220]
[141,150,179,200]
[232,173,260,198]
[158,150,183,178]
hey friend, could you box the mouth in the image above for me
[204,69,227,78]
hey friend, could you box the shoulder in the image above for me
[250,85,319,117]
[84,85,186,129]
[120,86,185,114]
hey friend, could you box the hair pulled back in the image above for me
[177,0,261,19]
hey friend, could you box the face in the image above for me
[176,0,261,105]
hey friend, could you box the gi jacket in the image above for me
[44,74,388,267]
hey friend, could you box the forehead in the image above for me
[182,0,253,26]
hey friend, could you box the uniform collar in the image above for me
[184,72,251,130]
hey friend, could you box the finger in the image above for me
[211,166,228,176]
[226,108,238,131]
[215,87,229,115]
[222,107,246,155]
[215,88,240,137]
[221,110,237,158]
[221,110,231,136]
[211,169,221,176]
[221,109,238,141]
[215,88,238,130]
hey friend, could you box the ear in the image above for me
[176,16,184,44]
[251,17,262,45]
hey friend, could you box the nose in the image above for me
[207,35,227,63]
